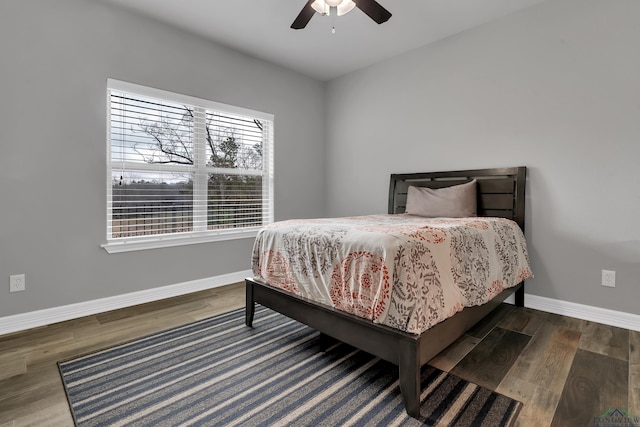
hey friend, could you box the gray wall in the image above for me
[325,0,640,315]
[2,0,639,321]
[0,0,325,317]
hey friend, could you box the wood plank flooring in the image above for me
[0,283,638,426]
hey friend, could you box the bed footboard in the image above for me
[245,278,422,418]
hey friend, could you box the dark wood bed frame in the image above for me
[245,166,527,418]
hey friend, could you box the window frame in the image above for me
[102,79,274,254]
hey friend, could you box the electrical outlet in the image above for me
[601,270,615,288]
[9,274,25,292]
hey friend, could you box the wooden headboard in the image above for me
[388,167,526,230]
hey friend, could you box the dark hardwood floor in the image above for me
[430,304,639,426]
[0,283,638,426]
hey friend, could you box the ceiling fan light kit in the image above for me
[291,0,391,30]
[311,0,356,16]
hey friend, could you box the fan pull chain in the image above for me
[332,9,336,34]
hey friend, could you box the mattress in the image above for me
[251,214,533,334]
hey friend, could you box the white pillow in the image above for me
[405,179,477,217]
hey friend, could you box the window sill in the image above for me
[101,229,259,254]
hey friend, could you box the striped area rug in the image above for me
[59,306,522,426]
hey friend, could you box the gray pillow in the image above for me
[405,179,477,217]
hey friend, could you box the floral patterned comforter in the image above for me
[251,214,533,335]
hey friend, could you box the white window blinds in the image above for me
[105,79,273,250]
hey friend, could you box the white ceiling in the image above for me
[101,0,547,81]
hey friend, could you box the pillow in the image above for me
[405,179,477,218]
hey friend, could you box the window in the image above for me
[103,79,274,253]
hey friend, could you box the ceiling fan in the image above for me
[291,0,392,30]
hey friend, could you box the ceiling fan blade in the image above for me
[291,0,316,29]
[355,0,392,24]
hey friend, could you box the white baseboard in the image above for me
[505,293,640,332]
[0,270,252,337]
[3,278,639,336]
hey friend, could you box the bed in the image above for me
[245,166,530,418]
